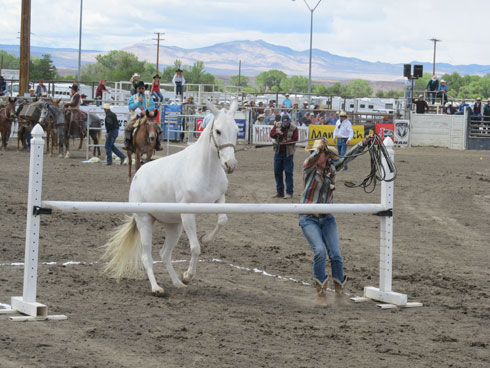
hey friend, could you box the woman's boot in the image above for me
[333,276,349,305]
[314,278,328,306]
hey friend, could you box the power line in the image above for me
[152,32,165,74]
[429,38,441,76]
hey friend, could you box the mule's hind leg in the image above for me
[160,223,186,288]
[201,194,228,244]
[180,214,201,284]
[134,214,165,296]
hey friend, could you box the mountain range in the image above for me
[2,40,490,82]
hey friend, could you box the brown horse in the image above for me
[37,102,61,156]
[127,110,158,181]
[0,97,16,150]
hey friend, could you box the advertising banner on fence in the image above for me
[195,118,204,137]
[252,125,309,146]
[307,125,365,146]
[375,123,394,142]
[81,105,130,134]
[393,120,410,146]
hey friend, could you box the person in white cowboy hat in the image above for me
[437,79,448,105]
[103,103,126,165]
[129,73,140,95]
[425,75,439,104]
[332,111,354,170]
[299,134,374,305]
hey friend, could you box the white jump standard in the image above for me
[2,124,419,320]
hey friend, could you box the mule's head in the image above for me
[39,103,50,124]
[144,109,159,144]
[206,99,239,173]
[5,97,17,119]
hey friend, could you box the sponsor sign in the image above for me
[375,123,394,142]
[235,119,246,140]
[252,125,309,146]
[394,120,409,146]
[195,118,204,137]
[81,106,129,134]
[307,125,365,146]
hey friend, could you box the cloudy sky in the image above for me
[1,0,488,66]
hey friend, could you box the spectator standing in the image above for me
[257,101,265,115]
[268,100,275,109]
[301,112,312,126]
[129,73,140,95]
[299,135,374,304]
[412,95,429,114]
[455,99,469,115]
[95,79,108,106]
[172,69,185,100]
[270,113,298,199]
[483,98,490,121]
[472,97,482,119]
[0,76,7,96]
[35,80,47,97]
[151,74,163,103]
[327,112,338,125]
[333,111,354,170]
[103,103,125,165]
[425,76,439,104]
[437,80,448,105]
[281,94,292,109]
[255,114,265,125]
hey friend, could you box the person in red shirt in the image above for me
[151,74,163,103]
[269,113,298,199]
[95,80,108,106]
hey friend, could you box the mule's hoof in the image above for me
[200,234,213,244]
[152,287,166,297]
[181,272,192,285]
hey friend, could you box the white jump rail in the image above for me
[1,124,419,321]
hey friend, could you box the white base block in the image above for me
[10,314,67,322]
[11,296,48,317]
[350,296,370,303]
[364,286,408,306]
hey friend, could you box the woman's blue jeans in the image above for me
[299,214,344,283]
[152,91,163,102]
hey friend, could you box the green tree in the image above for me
[345,79,373,97]
[229,75,249,87]
[255,70,287,91]
[30,54,57,80]
[0,51,19,69]
[280,75,309,93]
[312,84,329,95]
[81,50,147,83]
[326,82,347,96]
[376,90,385,98]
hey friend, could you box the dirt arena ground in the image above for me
[1,138,489,368]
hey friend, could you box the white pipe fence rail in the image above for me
[1,123,417,321]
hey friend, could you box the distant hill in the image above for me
[2,40,490,82]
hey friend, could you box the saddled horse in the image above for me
[0,97,16,150]
[57,107,102,158]
[127,110,159,181]
[103,99,239,296]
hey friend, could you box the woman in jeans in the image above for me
[299,135,373,305]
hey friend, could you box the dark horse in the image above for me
[0,97,16,150]
[59,108,102,158]
[127,110,159,182]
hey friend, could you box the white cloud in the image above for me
[1,0,489,66]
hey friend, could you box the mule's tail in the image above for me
[101,216,144,280]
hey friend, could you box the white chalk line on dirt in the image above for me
[0,259,357,310]
[0,258,311,284]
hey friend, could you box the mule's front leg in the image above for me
[135,215,165,296]
[201,194,228,244]
[180,213,201,284]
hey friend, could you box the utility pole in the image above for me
[19,0,31,96]
[238,60,241,87]
[77,0,83,82]
[153,32,165,74]
[429,38,441,76]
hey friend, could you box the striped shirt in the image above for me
[300,142,366,205]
